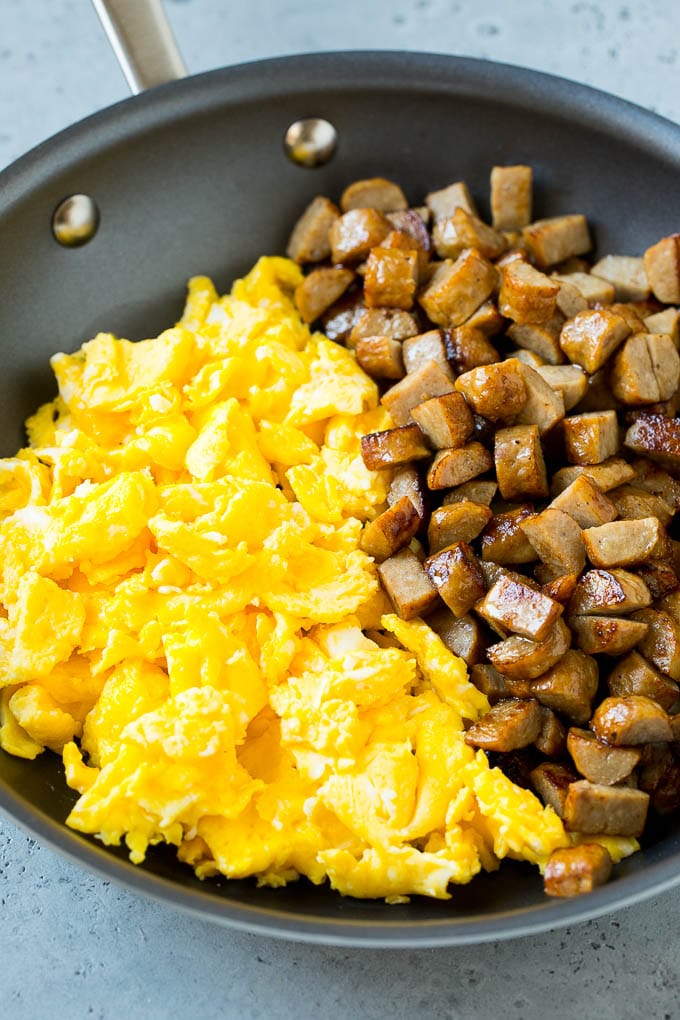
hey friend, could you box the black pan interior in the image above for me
[1,52,680,945]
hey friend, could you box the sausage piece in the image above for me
[591,695,673,745]
[544,844,613,898]
[477,574,563,642]
[567,727,641,785]
[487,618,571,680]
[464,697,543,751]
[563,780,649,837]
[530,649,598,724]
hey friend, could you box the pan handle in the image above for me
[91,0,187,94]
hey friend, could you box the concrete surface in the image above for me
[1,1,680,1018]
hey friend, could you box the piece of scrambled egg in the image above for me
[0,257,637,899]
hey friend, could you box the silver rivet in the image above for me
[284,118,337,168]
[52,194,100,247]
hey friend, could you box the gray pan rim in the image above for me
[1,50,680,947]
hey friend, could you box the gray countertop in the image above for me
[1,2,680,1018]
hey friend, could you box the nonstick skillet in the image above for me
[1,0,679,946]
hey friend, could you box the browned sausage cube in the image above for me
[643,233,680,303]
[632,609,680,681]
[410,391,474,450]
[381,361,455,426]
[364,247,419,310]
[544,844,613,898]
[507,322,564,365]
[387,465,428,520]
[550,458,635,497]
[294,267,355,323]
[567,728,641,785]
[462,300,506,338]
[632,458,680,510]
[522,214,591,269]
[464,698,543,751]
[499,260,559,324]
[418,250,499,329]
[425,180,476,221]
[563,411,619,466]
[625,414,680,471]
[611,333,680,405]
[568,569,652,616]
[606,484,674,526]
[360,424,431,470]
[478,574,563,641]
[355,336,405,380]
[377,548,439,620]
[427,501,493,553]
[469,662,512,703]
[541,572,579,604]
[424,541,487,618]
[591,695,673,745]
[549,474,618,528]
[494,425,548,500]
[563,780,649,836]
[552,270,615,307]
[426,442,494,490]
[443,479,497,506]
[329,208,392,264]
[582,518,670,568]
[490,165,532,230]
[433,207,506,260]
[444,325,500,373]
[340,177,408,213]
[637,559,680,601]
[287,195,339,263]
[454,358,528,422]
[428,608,487,666]
[559,308,630,373]
[481,505,538,565]
[591,254,650,302]
[530,649,598,724]
[349,308,419,346]
[402,330,454,378]
[607,651,680,712]
[644,306,680,342]
[535,707,567,757]
[487,618,571,680]
[360,496,422,562]
[514,362,565,434]
[530,761,579,816]
[569,615,649,656]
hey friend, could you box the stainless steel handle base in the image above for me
[91,0,187,94]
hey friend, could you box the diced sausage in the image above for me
[563,780,649,836]
[444,325,500,373]
[340,177,408,213]
[544,844,613,898]
[549,474,618,528]
[530,761,579,817]
[428,609,487,666]
[514,362,565,434]
[387,466,428,520]
[559,309,630,373]
[294,267,355,323]
[402,330,455,378]
[536,364,588,410]
[643,233,680,303]
[287,195,339,263]
[426,442,493,490]
[360,424,431,470]
[470,662,513,704]
[377,548,439,620]
[433,207,506,260]
[425,180,477,221]
[329,208,392,264]
[632,609,680,681]
[610,333,680,405]
[381,361,455,426]
[424,541,487,618]
[387,210,433,256]
[550,458,636,497]
[552,271,615,307]
[355,335,405,380]
[487,618,571,680]
[637,559,680,601]
[464,697,543,751]
[411,391,475,450]
[360,496,422,561]
[364,247,419,310]
[494,425,549,501]
[427,501,493,553]
[481,505,538,565]
[535,706,567,757]
[461,300,506,338]
[631,459,680,510]
[607,651,680,712]
[569,615,649,657]
[349,308,419,346]
[638,745,680,815]
[522,214,591,269]
[624,414,680,470]
[608,484,674,527]
[591,695,673,745]
[590,255,650,302]
[582,517,670,569]
[418,250,499,329]
[562,411,620,466]
[443,480,497,506]
[541,572,579,604]
[530,649,598,724]
[499,260,559,325]
[507,322,565,365]
[454,358,528,422]
[490,165,532,230]
[568,569,652,616]
[519,507,586,576]
[477,574,563,642]
[567,727,641,785]
[644,306,679,344]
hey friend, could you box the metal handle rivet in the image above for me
[284,118,337,168]
[52,194,100,247]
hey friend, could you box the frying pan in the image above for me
[1,0,680,947]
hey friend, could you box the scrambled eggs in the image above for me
[0,257,635,899]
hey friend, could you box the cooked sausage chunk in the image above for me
[444,325,500,373]
[631,609,680,680]
[443,480,497,506]
[294,267,355,323]
[454,359,528,422]
[461,300,506,338]
[631,459,680,510]
[507,322,564,365]
[481,505,537,565]
[535,364,587,410]
[638,745,680,815]
[329,208,392,263]
[644,305,680,341]
[364,247,419,310]
[360,496,422,561]
[637,559,680,601]
[287,195,340,263]
[624,414,680,470]
[425,180,476,221]
[567,728,641,785]
[355,335,405,380]
[522,214,591,270]
[541,572,579,604]
[582,517,669,569]
[514,362,565,434]
[470,662,514,704]
[610,333,680,405]
[499,260,559,325]
[530,649,599,724]
[426,442,494,490]
[549,474,618,530]
[478,574,563,642]
[544,844,613,898]
[563,780,649,836]
[563,410,619,466]
[568,569,652,617]
[402,330,455,378]
[433,207,506,260]
[381,361,455,426]
[494,425,548,501]
[608,484,674,527]
[377,548,439,620]
[360,424,431,470]
[340,177,408,213]
[569,615,649,656]
[490,165,532,231]
[519,508,586,577]
[552,271,615,307]
[425,541,487,617]
[427,501,493,553]
[349,307,419,346]
[535,707,567,757]
[487,618,571,680]
[410,392,474,450]
[591,695,673,745]
[550,458,636,496]
[643,233,680,303]
[464,698,543,751]
[591,255,650,302]
[387,465,428,520]
[559,309,630,373]
[428,609,487,666]
[607,651,680,712]
[418,249,499,329]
